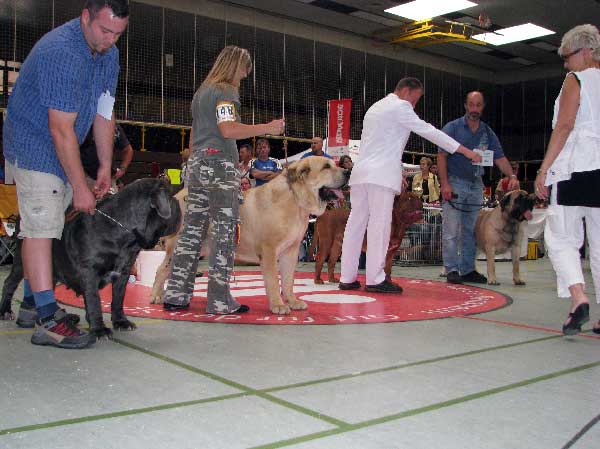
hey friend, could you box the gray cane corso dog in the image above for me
[0,179,181,339]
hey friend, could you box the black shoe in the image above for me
[446,271,463,284]
[593,320,600,335]
[163,302,190,311]
[562,303,590,336]
[234,304,250,314]
[365,280,403,294]
[339,280,361,290]
[461,270,487,284]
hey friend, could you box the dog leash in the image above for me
[95,208,132,233]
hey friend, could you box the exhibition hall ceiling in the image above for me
[229,0,600,72]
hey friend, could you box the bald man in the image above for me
[437,91,519,285]
[301,137,332,159]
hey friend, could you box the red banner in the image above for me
[327,99,352,152]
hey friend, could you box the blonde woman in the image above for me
[163,46,285,314]
[412,156,440,202]
[534,25,600,335]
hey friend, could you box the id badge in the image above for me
[473,149,493,167]
[97,90,115,120]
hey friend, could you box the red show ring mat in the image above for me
[55,271,511,325]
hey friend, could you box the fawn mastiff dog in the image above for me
[0,179,181,338]
[151,156,349,314]
[310,192,423,284]
[475,189,534,285]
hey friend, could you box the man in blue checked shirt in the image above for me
[2,0,129,349]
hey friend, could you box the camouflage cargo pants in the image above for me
[163,155,241,313]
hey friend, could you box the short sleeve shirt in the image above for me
[191,83,240,163]
[250,158,282,186]
[437,116,504,181]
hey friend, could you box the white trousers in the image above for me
[340,183,396,286]
[545,186,600,302]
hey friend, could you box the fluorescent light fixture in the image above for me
[473,23,555,45]
[385,0,477,21]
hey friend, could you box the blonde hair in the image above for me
[420,157,433,167]
[559,24,600,62]
[201,46,253,91]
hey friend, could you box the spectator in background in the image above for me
[238,143,254,187]
[80,123,133,193]
[430,162,439,177]
[250,138,282,186]
[412,156,440,203]
[240,176,251,192]
[338,154,353,171]
[495,161,520,200]
[301,137,332,159]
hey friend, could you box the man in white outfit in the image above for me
[339,77,482,293]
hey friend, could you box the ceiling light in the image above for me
[385,0,477,21]
[473,23,555,45]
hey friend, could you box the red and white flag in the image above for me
[326,98,352,158]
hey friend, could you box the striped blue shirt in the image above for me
[3,18,120,183]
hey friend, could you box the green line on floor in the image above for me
[262,333,562,393]
[114,338,348,428]
[0,393,247,437]
[250,359,600,449]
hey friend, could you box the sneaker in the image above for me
[16,302,38,328]
[339,280,361,290]
[17,303,80,329]
[365,280,403,294]
[31,310,92,349]
[461,270,488,284]
[447,271,463,284]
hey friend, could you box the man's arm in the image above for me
[436,151,453,201]
[48,109,96,213]
[93,114,115,197]
[494,157,519,190]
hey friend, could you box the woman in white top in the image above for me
[534,24,600,335]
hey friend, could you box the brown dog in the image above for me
[151,156,348,314]
[310,192,423,284]
[475,189,534,285]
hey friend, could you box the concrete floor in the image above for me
[0,257,599,449]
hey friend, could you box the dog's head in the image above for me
[286,156,349,215]
[394,191,423,224]
[97,179,182,249]
[500,190,535,222]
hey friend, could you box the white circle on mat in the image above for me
[300,294,376,304]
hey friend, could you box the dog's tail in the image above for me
[308,225,319,262]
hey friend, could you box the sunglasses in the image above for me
[560,48,582,61]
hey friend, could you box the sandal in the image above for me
[562,303,590,336]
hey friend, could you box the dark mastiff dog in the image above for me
[0,179,181,338]
[475,189,534,285]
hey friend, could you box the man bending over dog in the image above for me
[339,77,481,294]
[2,0,129,349]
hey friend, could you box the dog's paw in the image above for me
[91,327,113,340]
[289,300,308,311]
[1,310,15,321]
[314,278,324,285]
[270,304,291,315]
[514,280,526,286]
[488,280,500,286]
[112,319,137,331]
